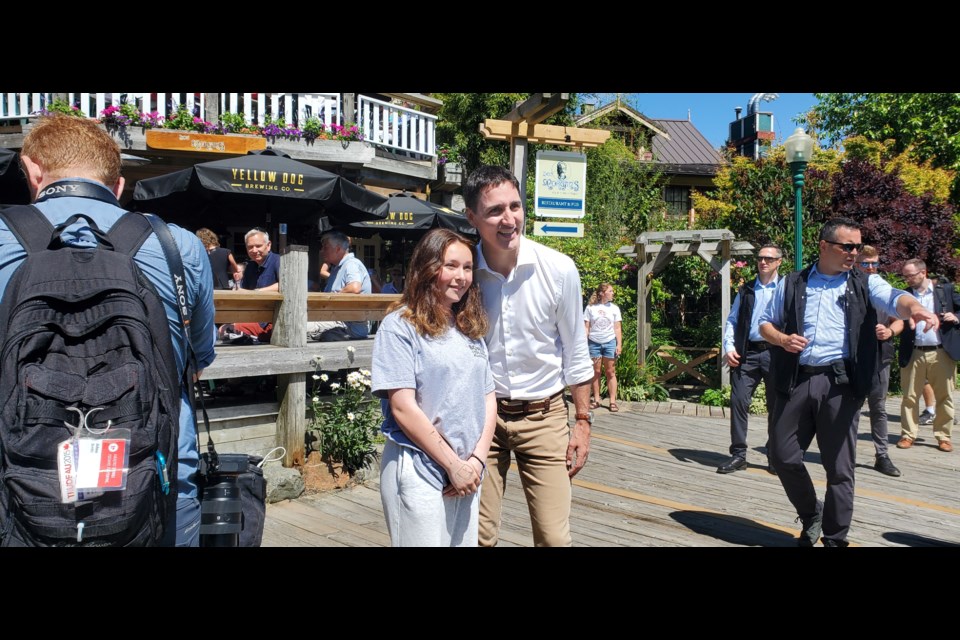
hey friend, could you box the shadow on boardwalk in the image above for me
[263,397,960,547]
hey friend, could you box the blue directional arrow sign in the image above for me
[534,221,584,237]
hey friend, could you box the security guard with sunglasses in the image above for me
[757,217,937,547]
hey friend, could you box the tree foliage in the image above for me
[434,93,581,182]
[692,146,838,265]
[830,158,960,279]
[843,136,954,204]
[434,93,527,178]
[582,137,665,250]
[806,93,960,200]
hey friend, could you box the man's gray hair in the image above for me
[245,228,269,244]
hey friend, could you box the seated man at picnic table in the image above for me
[306,230,372,342]
[220,227,280,344]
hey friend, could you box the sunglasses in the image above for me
[757,256,780,262]
[858,261,879,268]
[824,240,864,253]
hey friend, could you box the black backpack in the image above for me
[0,206,181,546]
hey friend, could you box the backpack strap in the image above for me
[133,213,218,466]
[0,205,56,254]
[106,211,155,258]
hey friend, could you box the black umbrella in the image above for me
[130,149,389,231]
[0,147,30,206]
[347,192,476,239]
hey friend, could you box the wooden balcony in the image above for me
[0,92,439,181]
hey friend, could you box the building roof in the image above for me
[649,118,725,176]
[575,100,725,177]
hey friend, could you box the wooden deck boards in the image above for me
[262,397,960,547]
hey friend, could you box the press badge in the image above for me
[57,430,131,503]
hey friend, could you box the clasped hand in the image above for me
[442,457,483,498]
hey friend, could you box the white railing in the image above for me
[1,92,436,157]
[1,93,46,120]
[0,92,205,120]
[220,93,341,129]
[358,94,436,158]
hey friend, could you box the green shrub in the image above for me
[700,381,768,414]
[308,368,382,473]
[700,386,730,407]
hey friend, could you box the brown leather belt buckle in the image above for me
[497,395,551,415]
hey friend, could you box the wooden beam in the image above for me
[502,93,569,125]
[479,119,610,147]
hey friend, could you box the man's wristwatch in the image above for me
[575,411,593,424]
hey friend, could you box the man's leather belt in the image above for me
[748,340,769,352]
[497,391,564,415]
[915,345,941,352]
[799,365,834,374]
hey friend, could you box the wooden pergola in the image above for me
[617,229,756,388]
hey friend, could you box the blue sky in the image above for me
[588,93,818,150]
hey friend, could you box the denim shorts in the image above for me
[588,338,617,359]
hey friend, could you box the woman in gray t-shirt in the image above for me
[372,229,495,547]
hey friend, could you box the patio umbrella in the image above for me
[130,149,389,231]
[346,192,476,239]
[0,147,30,206]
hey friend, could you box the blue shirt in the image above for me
[722,276,779,353]
[324,252,371,338]
[0,179,217,501]
[242,250,280,290]
[757,265,905,366]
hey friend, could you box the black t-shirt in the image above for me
[207,247,233,290]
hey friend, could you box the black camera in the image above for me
[198,452,247,547]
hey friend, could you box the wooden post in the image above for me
[272,245,308,467]
[636,239,648,369]
[343,93,355,125]
[511,137,528,232]
[719,234,731,387]
[204,92,219,126]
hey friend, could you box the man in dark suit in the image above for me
[758,218,936,547]
[896,259,960,453]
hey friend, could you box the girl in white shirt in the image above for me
[584,283,623,411]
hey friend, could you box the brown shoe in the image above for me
[937,439,953,453]
[896,437,914,449]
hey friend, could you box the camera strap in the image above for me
[145,214,218,470]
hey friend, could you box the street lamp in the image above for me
[784,127,815,271]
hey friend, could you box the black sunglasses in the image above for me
[757,256,780,262]
[824,240,864,253]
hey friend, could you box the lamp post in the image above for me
[784,128,815,272]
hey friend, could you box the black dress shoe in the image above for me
[767,456,778,475]
[717,455,748,474]
[874,455,901,477]
[822,538,849,547]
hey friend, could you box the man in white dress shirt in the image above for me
[465,165,595,547]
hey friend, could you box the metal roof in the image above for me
[650,119,724,174]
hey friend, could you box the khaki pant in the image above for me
[478,398,572,547]
[900,348,956,442]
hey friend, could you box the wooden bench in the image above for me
[204,246,399,468]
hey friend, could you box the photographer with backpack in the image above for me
[0,115,216,546]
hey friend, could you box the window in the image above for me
[664,186,690,218]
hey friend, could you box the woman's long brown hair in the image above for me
[389,228,488,339]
